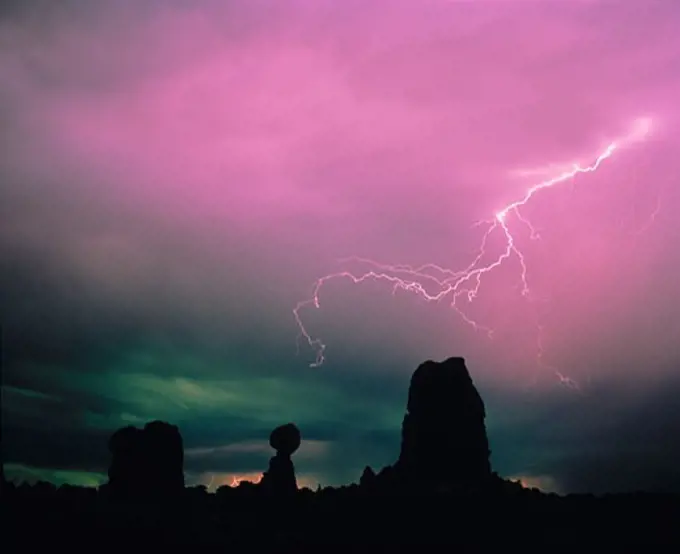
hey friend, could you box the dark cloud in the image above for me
[551,378,680,494]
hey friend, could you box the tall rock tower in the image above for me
[395,357,492,488]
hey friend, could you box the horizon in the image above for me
[2,356,561,494]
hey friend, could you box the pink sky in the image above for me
[3,0,680,492]
[3,0,680,387]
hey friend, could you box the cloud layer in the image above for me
[2,0,680,493]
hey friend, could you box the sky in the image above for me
[2,0,680,495]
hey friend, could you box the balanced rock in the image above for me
[269,423,301,456]
[261,423,301,495]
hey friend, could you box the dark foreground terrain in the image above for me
[3,480,680,550]
[4,357,680,550]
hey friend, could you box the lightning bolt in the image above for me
[230,474,263,488]
[631,192,662,237]
[294,118,653,384]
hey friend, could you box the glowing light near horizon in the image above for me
[294,118,654,385]
[231,473,263,487]
[202,472,319,491]
[198,472,264,491]
[510,474,561,494]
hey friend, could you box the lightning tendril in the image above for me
[293,118,653,385]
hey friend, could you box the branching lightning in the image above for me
[293,118,653,384]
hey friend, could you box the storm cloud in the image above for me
[2,0,680,492]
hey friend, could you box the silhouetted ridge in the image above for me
[393,356,492,490]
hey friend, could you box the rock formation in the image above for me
[107,420,184,501]
[360,466,377,488]
[261,423,300,495]
[107,425,144,499]
[143,420,185,496]
[394,357,492,489]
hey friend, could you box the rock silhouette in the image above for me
[0,458,6,496]
[261,423,300,494]
[107,420,184,501]
[269,422,301,455]
[360,466,377,488]
[394,356,492,489]
[107,425,144,500]
[6,356,680,549]
[144,420,185,497]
